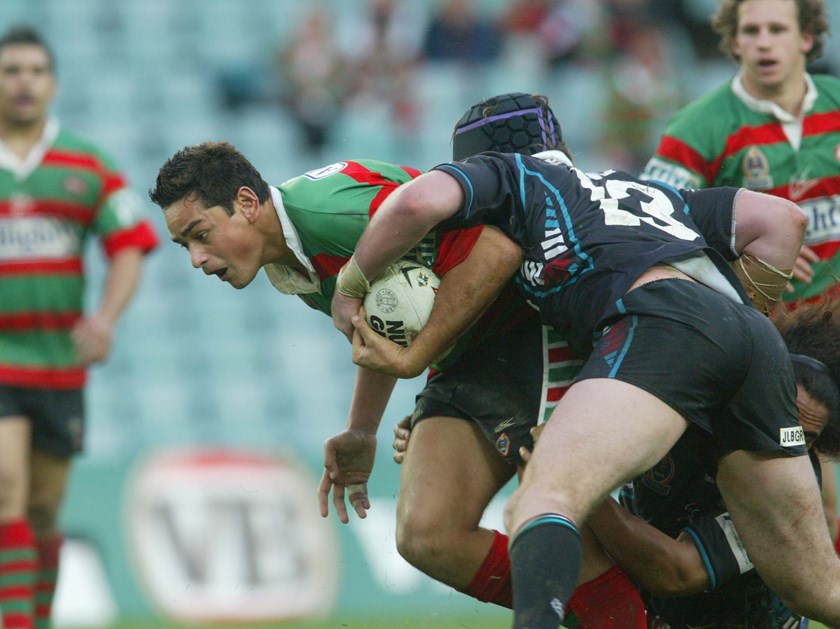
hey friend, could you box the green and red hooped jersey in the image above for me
[641,74,840,304]
[273,158,536,370]
[0,127,158,389]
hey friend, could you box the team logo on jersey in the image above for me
[495,433,511,457]
[742,147,773,190]
[63,176,89,196]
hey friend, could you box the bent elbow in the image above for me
[781,198,807,240]
[640,553,708,598]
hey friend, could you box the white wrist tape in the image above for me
[336,256,371,299]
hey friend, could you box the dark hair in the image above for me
[0,25,55,71]
[451,92,573,162]
[712,0,829,63]
[149,141,271,215]
[775,303,840,457]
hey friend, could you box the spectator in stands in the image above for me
[343,0,425,158]
[422,0,503,64]
[0,26,157,629]
[276,5,349,157]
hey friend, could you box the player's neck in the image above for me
[262,195,301,269]
[0,117,48,159]
[741,72,808,117]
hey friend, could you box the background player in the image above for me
[0,26,158,629]
[641,0,840,556]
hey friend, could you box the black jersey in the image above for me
[621,425,820,628]
[435,152,747,355]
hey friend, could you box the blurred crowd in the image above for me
[264,0,836,172]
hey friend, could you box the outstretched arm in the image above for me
[318,365,397,523]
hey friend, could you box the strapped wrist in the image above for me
[336,255,371,299]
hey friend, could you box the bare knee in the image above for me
[396,509,458,569]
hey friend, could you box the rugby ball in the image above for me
[364,260,440,346]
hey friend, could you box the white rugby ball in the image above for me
[364,260,440,346]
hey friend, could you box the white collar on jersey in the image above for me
[0,117,60,180]
[533,149,574,168]
[731,71,817,123]
[263,185,322,295]
[732,72,816,149]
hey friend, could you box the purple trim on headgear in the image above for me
[454,108,542,134]
[454,106,558,151]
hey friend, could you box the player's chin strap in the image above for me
[732,253,794,315]
[336,255,371,299]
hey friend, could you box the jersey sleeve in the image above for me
[432,153,523,233]
[89,150,158,257]
[681,509,755,591]
[681,187,740,261]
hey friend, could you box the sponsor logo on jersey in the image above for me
[788,166,819,202]
[302,162,347,180]
[640,158,700,190]
[779,426,806,447]
[109,188,145,226]
[742,147,773,190]
[798,194,840,245]
[0,217,81,259]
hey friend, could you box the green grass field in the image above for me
[86,617,834,629]
[106,616,511,629]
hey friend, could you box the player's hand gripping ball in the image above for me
[363,260,440,346]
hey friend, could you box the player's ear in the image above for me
[235,186,261,222]
[801,31,815,56]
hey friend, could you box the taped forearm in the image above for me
[732,253,793,315]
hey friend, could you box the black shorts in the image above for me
[413,314,581,465]
[576,279,805,457]
[0,385,85,457]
